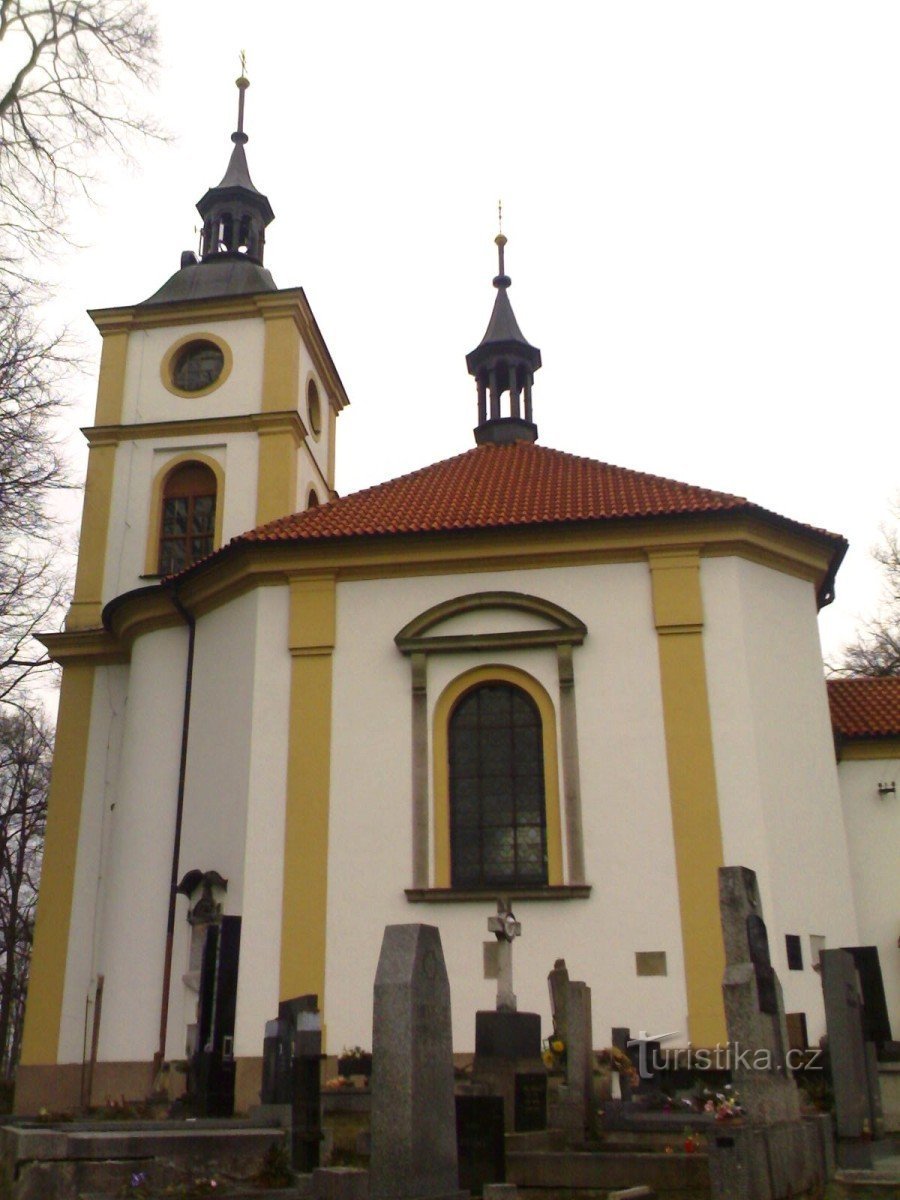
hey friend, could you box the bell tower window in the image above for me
[158,462,217,576]
[171,340,225,393]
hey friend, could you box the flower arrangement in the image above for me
[595,1046,640,1089]
[542,1036,566,1070]
[688,1083,744,1120]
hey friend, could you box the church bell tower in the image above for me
[66,73,349,631]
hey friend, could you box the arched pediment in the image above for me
[395,590,586,655]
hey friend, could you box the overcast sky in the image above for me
[42,1,899,668]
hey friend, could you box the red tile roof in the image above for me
[234,442,845,550]
[828,676,900,739]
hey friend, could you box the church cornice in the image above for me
[82,409,309,447]
[39,509,840,666]
[89,287,350,413]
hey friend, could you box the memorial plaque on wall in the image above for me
[514,1072,547,1132]
[456,1094,505,1195]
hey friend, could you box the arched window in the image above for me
[449,682,548,888]
[158,462,217,576]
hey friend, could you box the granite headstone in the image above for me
[369,924,465,1200]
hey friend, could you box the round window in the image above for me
[172,340,225,393]
[307,378,322,436]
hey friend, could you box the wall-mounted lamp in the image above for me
[877,780,896,798]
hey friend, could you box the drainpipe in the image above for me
[152,586,196,1085]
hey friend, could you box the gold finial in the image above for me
[494,200,507,278]
[234,53,249,142]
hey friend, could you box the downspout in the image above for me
[152,586,196,1084]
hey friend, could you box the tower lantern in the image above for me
[466,231,542,445]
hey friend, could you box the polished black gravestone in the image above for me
[514,1072,548,1132]
[455,1094,505,1196]
[473,1010,547,1133]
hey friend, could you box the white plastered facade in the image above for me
[57,549,869,1067]
[837,753,900,1030]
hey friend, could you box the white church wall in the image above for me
[57,663,129,1063]
[838,755,900,1032]
[100,434,260,604]
[119,319,266,425]
[297,443,329,511]
[703,556,859,1043]
[95,626,189,1062]
[234,587,292,1057]
[326,561,689,1055]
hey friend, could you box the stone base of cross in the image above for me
[487,899,521,1013]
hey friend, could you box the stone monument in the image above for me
[472,901,547,1133]
[369,924,466,1200]
[820,948,884,1159]
[708,866,829,1200]
[556,978,595,1145]
[718,867,799,1123]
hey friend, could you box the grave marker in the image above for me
[370,924,465,1200]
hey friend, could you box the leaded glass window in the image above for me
[158,462,217,576]
[449,682,548,888]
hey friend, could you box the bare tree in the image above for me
[0,0,159,259]
[0,703,50,1079]
[0,280,68,704]
[833,503,900,677]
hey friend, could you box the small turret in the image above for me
[196,72,274,264]
[466,228,541,445]
[141,67,277,305]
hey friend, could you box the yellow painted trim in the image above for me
[648,549,727,1047]
[143,452,226,576]
[82,514,840,657]
[160,332,233,400]
[90,288,350,410]
[84,411,308,446]
[68,441,117,630]
[431,664,564,890]
[256,427,299,525]
[94,330,129,426]
[20,664,96,1064]
[261,311,300,415]
[839,738,900,761]
[38,629,128,665]
[280,576,336,1032]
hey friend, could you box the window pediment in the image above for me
[395,591,586,656]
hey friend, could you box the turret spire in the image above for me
[140,65,278,304]
[196,66,274,264]
[466,225,542,445]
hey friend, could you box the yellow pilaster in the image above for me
[256,305,302,523]
[67,328,129,630]
[20,663,95,1064]
[67,439,117,630]
[94,329,129,426]
[255,422,300,526]
[260,305,300,414]
[280,576,336,1024]
[648,549,727,1047]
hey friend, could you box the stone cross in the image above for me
[487,900,521,1013]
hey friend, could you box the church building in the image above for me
[16,80,898,1115]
